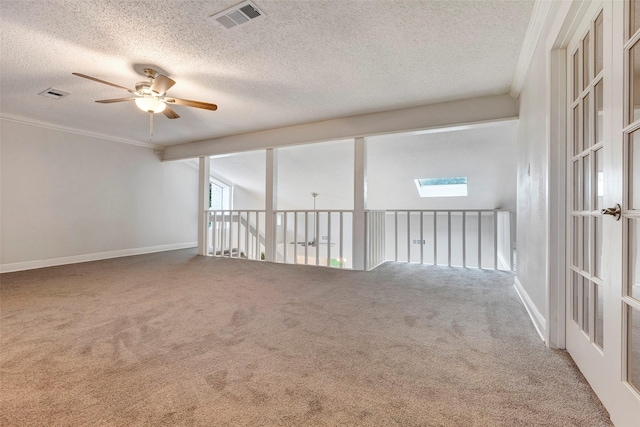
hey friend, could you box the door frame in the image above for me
[547,0,594,350]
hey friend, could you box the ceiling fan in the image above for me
[72,68,217,120]
[289,193,335,248]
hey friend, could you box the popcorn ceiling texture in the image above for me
[0,0,534,145]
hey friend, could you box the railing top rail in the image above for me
[206,209,510,214]
[274,209,354,213]
[373,209,511,213]
[206,209,266,213]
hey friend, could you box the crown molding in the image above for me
[510,0,554,98]
[0,113,164,150]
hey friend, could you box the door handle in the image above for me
[601,203,621,221]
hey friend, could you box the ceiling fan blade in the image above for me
[162,105,180,119]
[95,97,136,103]
[150,75,176,95]
[165,97,217,111]
[72,73,136,94]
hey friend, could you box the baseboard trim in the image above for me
[497,253,511,271]
[513,276,546,342]
[0,242,198,273]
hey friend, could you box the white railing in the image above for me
[366,210,386,271]
[274,210,353,269]
[369,210,513,271]
[207,210,266,260]
[204,208,513,272]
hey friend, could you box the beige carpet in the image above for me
[1,249,611,426]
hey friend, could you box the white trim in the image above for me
[514,276,547,342]
[0,242,197,273]
[511,0,554,98]
[497,253,511,271]
[0,113,164,150]
[163,94,518,161]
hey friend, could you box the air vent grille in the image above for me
[38,87,71,99]
[239,4,261,19]
[211,0,264,29]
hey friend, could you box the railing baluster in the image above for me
[448,211,451,267]
[316,211,320,266]
[236,211,241,258]
[294,212,298,265]
[462,211,466,268]
[327,213,332,267]
[340,212,344,267]
[231,211,236,257]
[407,211,411,263]
[245,211,249,259]
[433,212,437,266]
[223,212,228,257]
[393,211,398,262]
[254,212,258,259]
[304,212,309,265]
[493,212,498,270]
[478,211,482,269]
[380,212,385,266]
[419,211,424,265]
[222,212,227,257]
[282,212,287,264]
[211,212,217,257]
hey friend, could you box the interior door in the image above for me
[566,2,640,425]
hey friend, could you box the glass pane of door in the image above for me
[596,284,604,348]
[630,40,640,123]
[631,130,640,209]
[596,12,603,75]
[584,96,592,148]
[596,81,603,143]
[584,32,591,90]
[582,279,591,334]
[628,305,640,392]
[630,219,640,302]
[573,271,580,323]
[574,49,581,100]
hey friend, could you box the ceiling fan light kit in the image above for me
[135,97,166,113]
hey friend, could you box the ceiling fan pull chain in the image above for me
[149,112,154,144]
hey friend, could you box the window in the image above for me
[414,176,467,198]
[209,178,231,210]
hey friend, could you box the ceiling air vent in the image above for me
[38,87,71,99]
[211,0,264,29]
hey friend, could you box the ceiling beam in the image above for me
[162,94,518,161]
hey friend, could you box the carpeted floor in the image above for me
[0,249,611,426]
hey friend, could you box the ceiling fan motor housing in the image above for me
[135,81,153,95]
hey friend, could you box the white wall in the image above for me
[277,140,354,210]
[0,119,199,271]
[367,122,517,211]
[210,150,266,210]
[514,17,552,325]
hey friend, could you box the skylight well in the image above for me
[414,177,467,198]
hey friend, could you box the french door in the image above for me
[566,2,640,425]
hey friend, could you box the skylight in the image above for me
[414,176,468,198]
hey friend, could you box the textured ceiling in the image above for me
[0,0,534,146]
